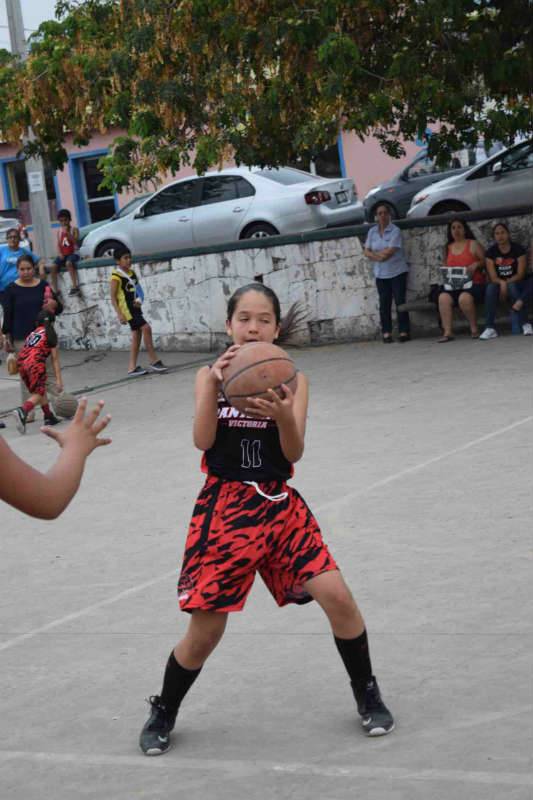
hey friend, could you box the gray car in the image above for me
[408,138,533,218]
[363,147,473,221]
[79,167,364,259]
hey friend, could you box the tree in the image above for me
[1,0,531,191]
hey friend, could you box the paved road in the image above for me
[1,337,532,800]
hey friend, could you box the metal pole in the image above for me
[6,0,54,260]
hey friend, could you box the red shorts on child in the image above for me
[18,363,47,397]
[177,475,338,612]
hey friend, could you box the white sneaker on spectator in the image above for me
[522,323,533,336]
[479,328,498,340]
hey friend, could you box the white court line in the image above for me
[0,751,531,787]
[0,571,176,653]
[1,414,532,654]
[317,414,533,514]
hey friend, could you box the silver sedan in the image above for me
[79,167,364,259]
[407,138,533,218]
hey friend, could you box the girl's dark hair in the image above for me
[16,254,35,269]
[226,282,306,343]
[492,221,511,237]
[446,218,476,245]
[57,208,72,221]
[36,309,58,348]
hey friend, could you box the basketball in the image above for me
[52,392,78,419]
[221,342,297,413]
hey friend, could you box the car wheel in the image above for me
[95,240,123,258]
[370,202,397,221]
[429,201,470,216]
[241,222,279,239]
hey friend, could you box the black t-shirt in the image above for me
[1,280,62,341]
[203,396,292,482]
[486,242,526,280]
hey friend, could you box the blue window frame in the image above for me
[68,149,118,227]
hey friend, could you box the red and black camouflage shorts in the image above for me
[18,363,47,397]
[177,475,338,613]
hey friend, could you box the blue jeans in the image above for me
[485,281,526,333]
[376,272,410,335]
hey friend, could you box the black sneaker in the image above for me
[43,414,61,426]
[13,407,27,434]
[353,677,395,736]
[149,360,168,373]
[127,366,148,378]
[139,696,176,756]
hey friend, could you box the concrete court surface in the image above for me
[0,336,532,800]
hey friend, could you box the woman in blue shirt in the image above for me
[364,205,410,343]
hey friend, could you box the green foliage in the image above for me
[0,0,529,189]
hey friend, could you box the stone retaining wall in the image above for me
[55,209,533,351]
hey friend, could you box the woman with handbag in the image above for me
[437,219,485,342]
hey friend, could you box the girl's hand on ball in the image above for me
[41,397,112,454]
[245,384,294,423]
[209,344,241,384]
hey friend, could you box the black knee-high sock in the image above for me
[334,629,373,690]
[159,651,202,716]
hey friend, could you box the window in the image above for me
[255,167,316,185]
[200,176,238,205]
[144,180,198,216]
[82,158,116,223]
[199,176,255,205]
[499,141,533,172]
[236,177,255,198]
[407,156,436,179]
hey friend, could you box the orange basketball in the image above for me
[221,342,297,413]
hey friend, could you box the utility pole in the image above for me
[6,0,54,260]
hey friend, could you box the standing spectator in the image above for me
[480,223,531,339]
[0,229,43,362]
[0,228,42,307]
[49,209,81,297]
[109,246,167,376]
[2,255,63,417]
[437,219,485,342]
[363,204,410,343]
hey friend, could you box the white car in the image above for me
[79,167,364,259]
[407,138,533,218]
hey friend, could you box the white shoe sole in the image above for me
[13,410,26,434]
[367,722,395,736]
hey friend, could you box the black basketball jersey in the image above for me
[202,395,293,482]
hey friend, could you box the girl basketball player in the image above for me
[140,283,394,755]
[13,310,63,433]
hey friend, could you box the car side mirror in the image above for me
[492,161,503,175]
[400,170,409,182]
[134,208,145,219]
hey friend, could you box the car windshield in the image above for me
[255,168,316,185]
[117,195,150,217]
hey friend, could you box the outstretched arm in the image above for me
[0,398,111,520]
